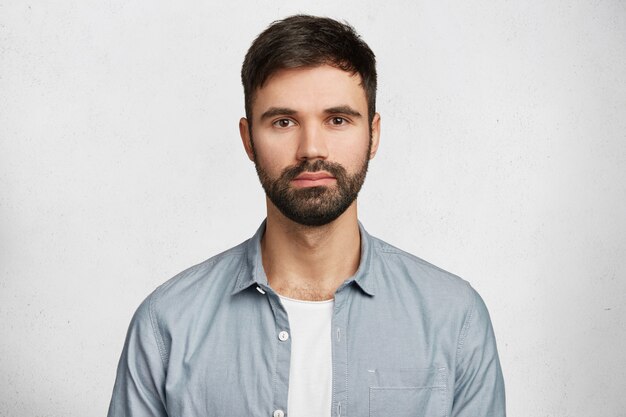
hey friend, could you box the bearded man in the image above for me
[108,15,505,417]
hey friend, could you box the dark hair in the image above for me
[241,15,377,125]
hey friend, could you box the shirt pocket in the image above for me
[368,367,447,417]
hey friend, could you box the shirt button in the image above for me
[278,331,289,341]
[273,410,285,417]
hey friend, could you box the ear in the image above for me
[239,117,255,161]
[369,112,381,159]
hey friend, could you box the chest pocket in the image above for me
[368,367,447,417]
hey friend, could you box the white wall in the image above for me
[1,1,625,416]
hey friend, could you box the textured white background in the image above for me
[1,1,625,416]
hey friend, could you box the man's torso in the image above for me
[108,223,504,417]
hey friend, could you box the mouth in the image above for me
[291,171,337,188]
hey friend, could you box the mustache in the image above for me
[279,160,347,182]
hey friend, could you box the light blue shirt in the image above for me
[108,221,505,416]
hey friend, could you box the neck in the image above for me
[261,200,361,301]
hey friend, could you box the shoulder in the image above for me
[368,234,477,307]
[143,240,249,317]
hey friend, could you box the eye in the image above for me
[329,117,348,126]
[272,119,295,128]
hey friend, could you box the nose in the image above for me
[295,124,329,161]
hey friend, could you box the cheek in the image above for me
[254,144,292,176]
[330,138,370,169]
[252,132,297,168]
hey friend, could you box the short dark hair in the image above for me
[241,15,377,125]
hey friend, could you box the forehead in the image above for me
[252,65,367,117]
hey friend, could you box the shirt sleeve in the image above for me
[107,294,168,417]
[451,286,506,416]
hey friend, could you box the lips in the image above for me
[294,172,335,181]
[291,171,336,187]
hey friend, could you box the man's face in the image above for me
[240,64,380,226]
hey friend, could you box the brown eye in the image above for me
[273,119,295,128]
[330,117,346,125]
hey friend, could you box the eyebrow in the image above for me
[324,106,362,118]
[261,105,362,120]
[259,105,363,121]
[260,107,297,121]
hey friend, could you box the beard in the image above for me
[254,146,371,227]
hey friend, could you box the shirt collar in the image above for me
[232,220,376,296]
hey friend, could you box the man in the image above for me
[108,15,505,417]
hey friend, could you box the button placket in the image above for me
[332,288,350,417]
[265,291,290,417]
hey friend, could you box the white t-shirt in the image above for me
[279,295,334,417]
